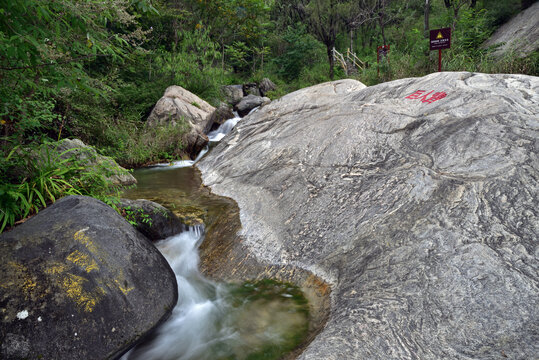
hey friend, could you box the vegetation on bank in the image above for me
[1,0,537,232]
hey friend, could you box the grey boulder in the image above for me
[235,94,270,117]
[0,195,177,360]
[147,85,214,158]
[259,78,276,97]
[199,74,539,359]
[221,85,244,106]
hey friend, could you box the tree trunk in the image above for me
[443,0,452,8]
[424,0,430,38]
[470,0,477,8]
[378,14,387,46]
[327,45,335,80]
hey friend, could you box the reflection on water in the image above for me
[122,167,309,360]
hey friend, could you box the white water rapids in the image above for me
[151,113,243,169]
[122,227,235,360]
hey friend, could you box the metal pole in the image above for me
[438,49,442,72]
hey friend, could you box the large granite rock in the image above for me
[198,74,539,359]
[482,1,539,57]
[147,86,214,158]
[0,196,178,359]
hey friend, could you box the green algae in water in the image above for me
[221,279,310,360]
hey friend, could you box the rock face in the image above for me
[0,196,178,360]
[119,198,186,241]
[235,94,270,117]
[482,1,539,57]
[198,75,539,359]
[147,85,214,158]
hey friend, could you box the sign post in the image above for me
[429,28,451,72]
[377,44,390,76]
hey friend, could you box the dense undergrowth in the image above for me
[1,0,537,232]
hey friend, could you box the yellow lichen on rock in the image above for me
[67,250,99,273]
[61,273,105,312]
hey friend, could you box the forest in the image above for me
[0,0,537,231]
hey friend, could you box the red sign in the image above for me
[430,28,451,50]
[377,45,390,63]
[405,90,447,104]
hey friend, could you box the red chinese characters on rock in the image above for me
[405,90,447,104]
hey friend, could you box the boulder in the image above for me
[119,198,186,241]
[199,74,539,359]
[258,78,276,97]
[0,195,178,360]
[242,82,261,97]
[221,85,244,106]
[56,139,136,186]
[147,85,215,158]
[204,102,235,134]
[23,139,136,187]
[482,1,539,57]
[235,94,270,117]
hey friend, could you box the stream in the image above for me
[121,114,310,360]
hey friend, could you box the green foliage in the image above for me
[0,143,127,233]
[273,25,326,81]
[121,206,153,227]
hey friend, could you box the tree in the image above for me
[275,0,357,79]
[0,0,153,146]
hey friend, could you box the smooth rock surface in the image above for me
[482,1,539,57]
[0,196,178,360]
[199,74,539,359]
[119,198,186,241]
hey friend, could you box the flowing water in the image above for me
[121,112,310,360]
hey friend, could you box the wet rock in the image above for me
[147,85,214,158]
[221,85,244,106]
[204,102,235,134]
[235,94,270,117]
[119,199,186,241]
[199,74,539,360]
[0,195,178,360]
